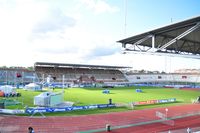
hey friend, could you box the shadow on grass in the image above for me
[135,92,146,93]
[134,101,184,110]
[80,87,137,91]
[102,92,115,94]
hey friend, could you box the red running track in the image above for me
[0,104,200,133]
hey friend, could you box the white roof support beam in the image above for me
[126,35,153,51]
[123,50,200,59]
[157,22,200,51]
[133,35,153,45]
[152,35,155,52]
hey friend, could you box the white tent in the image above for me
[0,85,15,93]
[34,92,63,107]
[34,92,51,106]
[25,83,41,91]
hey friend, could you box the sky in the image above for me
[0,0,200,72]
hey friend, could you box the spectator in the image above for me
[106,124,111,132]
[187,127,192,133]
[28,127,34,133]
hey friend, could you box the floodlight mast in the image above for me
[6,71,8,85]
[124,0,127,37]
[21,73,23,86]
[41,74,44,89]
[62,75,65,102]
[62,75,65,93]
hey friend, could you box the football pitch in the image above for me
[2,86,200,116]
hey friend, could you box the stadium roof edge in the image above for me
[117,16,200,43]
[117,16,200,57]
[34,62,132,69]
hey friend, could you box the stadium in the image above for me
[1,14,200,133]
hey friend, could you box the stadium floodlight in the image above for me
[62,75,65,93]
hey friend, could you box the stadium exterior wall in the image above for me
[125,73,200,83]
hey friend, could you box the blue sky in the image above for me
[0,0,200,72]
[124,0,200,35]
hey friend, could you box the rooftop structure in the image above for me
[118,16,200,58]
[34,62,131,70]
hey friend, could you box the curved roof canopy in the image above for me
[118,16,200,58]
[34,62,131,69]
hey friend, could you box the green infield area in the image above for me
[1,86,200,116]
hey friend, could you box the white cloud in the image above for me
[84,42,121,61]
[0,0,121,68]
[32,8,76,34]
[30,23,120,62]
[0,0,199,73]
[0,0,48,66]
[80,0,119,14]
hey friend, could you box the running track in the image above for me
[0,104,200,133]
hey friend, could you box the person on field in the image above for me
[28,127,34,133]
[187,127,192,133]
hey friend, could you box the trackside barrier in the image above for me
[25,104,116,114]
[133,98,176,105]
[0,109,25,114]
[156,111,166,119]
[156,111,174,126]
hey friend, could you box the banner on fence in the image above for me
[25,104,116,114]
[0,109,24,114]
[157,98,176,103]
[133,98,176,106]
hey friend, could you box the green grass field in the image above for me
[1,86,200,116]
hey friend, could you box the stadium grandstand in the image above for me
[34,62,130,87]
[1,63,200,88]
[0,67,37,86]
[125,72,200,87]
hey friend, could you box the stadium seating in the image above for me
[35,66,128,84]
[0,68,37,85]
